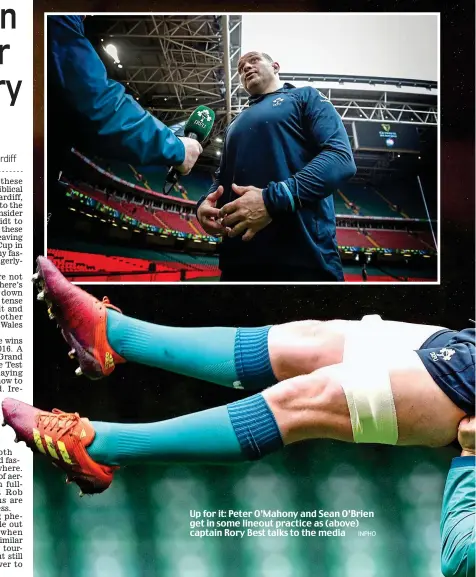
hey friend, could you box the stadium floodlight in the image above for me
[104,43,120,64]
[215,137,223,143]
[216,151,221,156]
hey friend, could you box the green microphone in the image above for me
[163,105,215,194]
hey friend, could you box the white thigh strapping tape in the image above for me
[339,363,399,445]
[342,315,399,444]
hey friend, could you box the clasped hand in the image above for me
[219,184,272,242]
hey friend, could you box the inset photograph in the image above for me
[46,13,438,283]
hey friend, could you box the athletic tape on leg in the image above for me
[341,314,398,444]
[339,363,398,445]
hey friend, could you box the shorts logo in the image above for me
[430,347,455,362]
[272,97,284,107]
[233,380,244,389]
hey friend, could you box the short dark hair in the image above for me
[238,51,274,73]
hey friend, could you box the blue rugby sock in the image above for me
[106,309,277,390]
[88,394,283,466]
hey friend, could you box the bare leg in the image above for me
[263,350,465,448]
[268,318,448,381]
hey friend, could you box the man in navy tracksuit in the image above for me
[197,51,356,282]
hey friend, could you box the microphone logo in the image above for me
[197,109,213,122]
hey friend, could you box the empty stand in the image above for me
[47,248,220,282]
[47,247,434,283]
[90,155,213,201]
[337,228,436,251]
[376,180,430,219]
[159,210,198,235]
[336,228,376,248]
[70,183,438,251]
[339,183,398,218]
[333,191,354,215]
[367,230,432,250]
[73,187,206,235]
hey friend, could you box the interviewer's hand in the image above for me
[219,184,272,242]
[176,137,203,175]
[458,416,475,457]
[197,186,226,236]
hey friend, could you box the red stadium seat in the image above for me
[46,249,220,282]
[336,228,376,248]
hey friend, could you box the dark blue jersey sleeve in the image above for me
[441,456,476,577]
[48,16,185,167]
[263,87,356,215]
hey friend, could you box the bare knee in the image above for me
[263,365,352,445]
[269,320,347,380]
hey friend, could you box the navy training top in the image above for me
[198,83,357,278]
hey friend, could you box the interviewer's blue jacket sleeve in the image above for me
[48,15,185,167]
[263,87,356,214]
[441,456,476,577]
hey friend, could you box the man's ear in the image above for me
[273,62,280,74]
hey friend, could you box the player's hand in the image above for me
[176,137,203,175]
[197,186,226,236]
[219,184,272,242]
[458,416,476,457]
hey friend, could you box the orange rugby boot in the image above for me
[33,256,125,379]
[2,398,117,495]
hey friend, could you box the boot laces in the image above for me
[102,296,122,314]
[39,409,80,438]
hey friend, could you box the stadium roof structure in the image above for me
[86,14,438,178]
